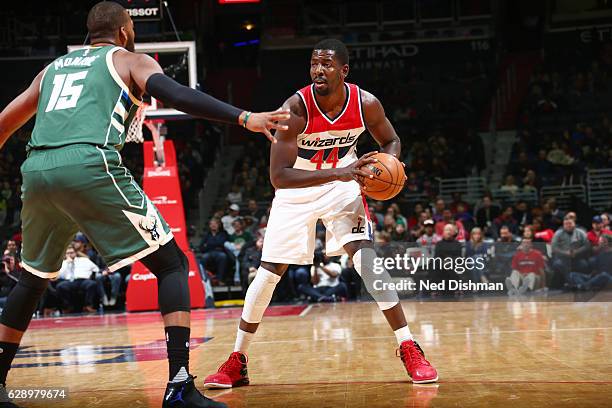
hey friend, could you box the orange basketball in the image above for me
[360,153,405,201]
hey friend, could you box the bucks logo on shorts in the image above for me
[139,215,160,241]
[123,199,169,245]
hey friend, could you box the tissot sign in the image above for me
[121,0,162,21]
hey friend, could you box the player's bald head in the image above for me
[87,1,130,39]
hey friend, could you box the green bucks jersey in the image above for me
[30,45,142,151]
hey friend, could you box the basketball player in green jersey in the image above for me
[0,2,289,407]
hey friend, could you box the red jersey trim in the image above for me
[311,83,351,125]
[295,90,309,135]
[356,86,366,130]
[297,82,364,134]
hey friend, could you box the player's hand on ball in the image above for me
[359,153,406,200]
[336,151,379,184]
[243,108,291,143]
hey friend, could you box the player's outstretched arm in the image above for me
[270,95,377,189]
[0,69,45,149]
[361,89,401,157]
[129,53,289,142]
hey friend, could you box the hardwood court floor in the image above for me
[9,295,612,407]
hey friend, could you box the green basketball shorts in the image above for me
[20,144,173,278]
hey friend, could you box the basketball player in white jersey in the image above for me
[204,39,438,388]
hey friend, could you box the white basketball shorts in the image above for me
[261,180,373,265]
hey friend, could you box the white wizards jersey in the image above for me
[293,82,366,171]
[263,82,374,262]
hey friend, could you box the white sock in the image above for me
[394,326,413,345]
[234,328,254,353]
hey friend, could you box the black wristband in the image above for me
[145,73,243,125]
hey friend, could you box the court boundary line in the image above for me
[236,380,612,386]
[298,305,313,317]
[61,379,612,395]
[25,299,608,325]
[26,304,308,330]
[198,326,612,348]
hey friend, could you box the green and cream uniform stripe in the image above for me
[30,45,142,151]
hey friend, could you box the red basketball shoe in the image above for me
[203,352,250,389]
[397,340,438,383]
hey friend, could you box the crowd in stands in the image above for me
[222,133,486,220]
[507,116,612,187]
[362,60,489,184]
[0,130,28,245]
[0,231,131,316]
[0,240,21,308]
[0,146,610,312]
[511,48,612,186]
[197,190,612,303]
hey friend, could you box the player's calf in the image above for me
[141,240,227,407]
[141,240,192,381]
[0,271,49,389]
[348,245,439,383]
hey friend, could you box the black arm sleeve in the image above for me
[145,73,243,125]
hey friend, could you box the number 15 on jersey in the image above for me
[45,71,88,112]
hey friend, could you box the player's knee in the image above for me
[352,247,377,276]
[142,240,189,281]
[18,270,50,296]
[377,301,399,311]
[175,246,189,278]
[140,240,191,315]
[345,240,372,259]
[241,267,281,324]
[0,271,49,331]
[260,261,287,277]
[352,248,399,310]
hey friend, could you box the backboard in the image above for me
[67,41,197,119]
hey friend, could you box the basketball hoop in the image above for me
[143,119,166,168]
[122,102,166,167]
[124,103,149,144]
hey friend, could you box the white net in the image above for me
[120,98,168,167]
[124,103,149,144]
[123,104,166,167]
